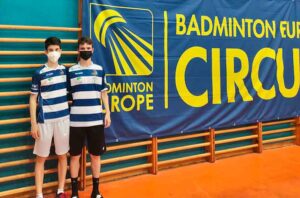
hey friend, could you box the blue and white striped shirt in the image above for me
[31,64,69,123]
[68,62,108,127]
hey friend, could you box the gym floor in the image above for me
[59,145,300,198]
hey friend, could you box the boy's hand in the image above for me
[104,113,111,128]
[31,123,40,139]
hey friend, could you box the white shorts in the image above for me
[33,119,70,157]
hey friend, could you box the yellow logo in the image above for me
[92,4,154,76]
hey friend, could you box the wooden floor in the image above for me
[60,145,300,198]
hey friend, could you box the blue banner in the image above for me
[83,0,300,143]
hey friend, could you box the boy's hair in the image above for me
[45,37,61,50]
[78,36,93,47]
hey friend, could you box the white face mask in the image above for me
[47,51,61,63]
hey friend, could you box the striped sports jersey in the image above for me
[31,64,69,123]
[68,62,108,127]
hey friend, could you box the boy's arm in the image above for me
[100,69,111,128]
[29,94,39,139]
[101,90,111,128]
[30,70,40,139]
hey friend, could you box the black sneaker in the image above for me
[91,192,104,198]
[71,193,79,198]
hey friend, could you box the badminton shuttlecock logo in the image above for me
[93,8,153,76]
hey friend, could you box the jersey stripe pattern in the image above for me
[68,63,108,127]
[31,64,69,123]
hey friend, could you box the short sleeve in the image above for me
[31,71,40,94]
[100,69,108,92]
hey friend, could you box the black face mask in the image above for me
[79,51,93,60]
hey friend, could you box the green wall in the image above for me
[0,0,79,193]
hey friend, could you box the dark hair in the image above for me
[78,36,93,47]
[45,37,61,50]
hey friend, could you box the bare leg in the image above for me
[90,154,101,177]
[70,155,81,178]
[57,154,67,191]
[35,156,47,195]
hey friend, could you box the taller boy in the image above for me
[30,37,69,198]
[69,37,111,198]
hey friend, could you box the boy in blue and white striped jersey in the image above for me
[29,37,69,198]
[69,37,111,198]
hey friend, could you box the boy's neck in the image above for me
[79,59,92,67]
[47,61,59,68]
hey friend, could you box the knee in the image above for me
[90,154,100,161]
[36,156,47,164]
[57,154,67,161]
[71,155,81,162]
